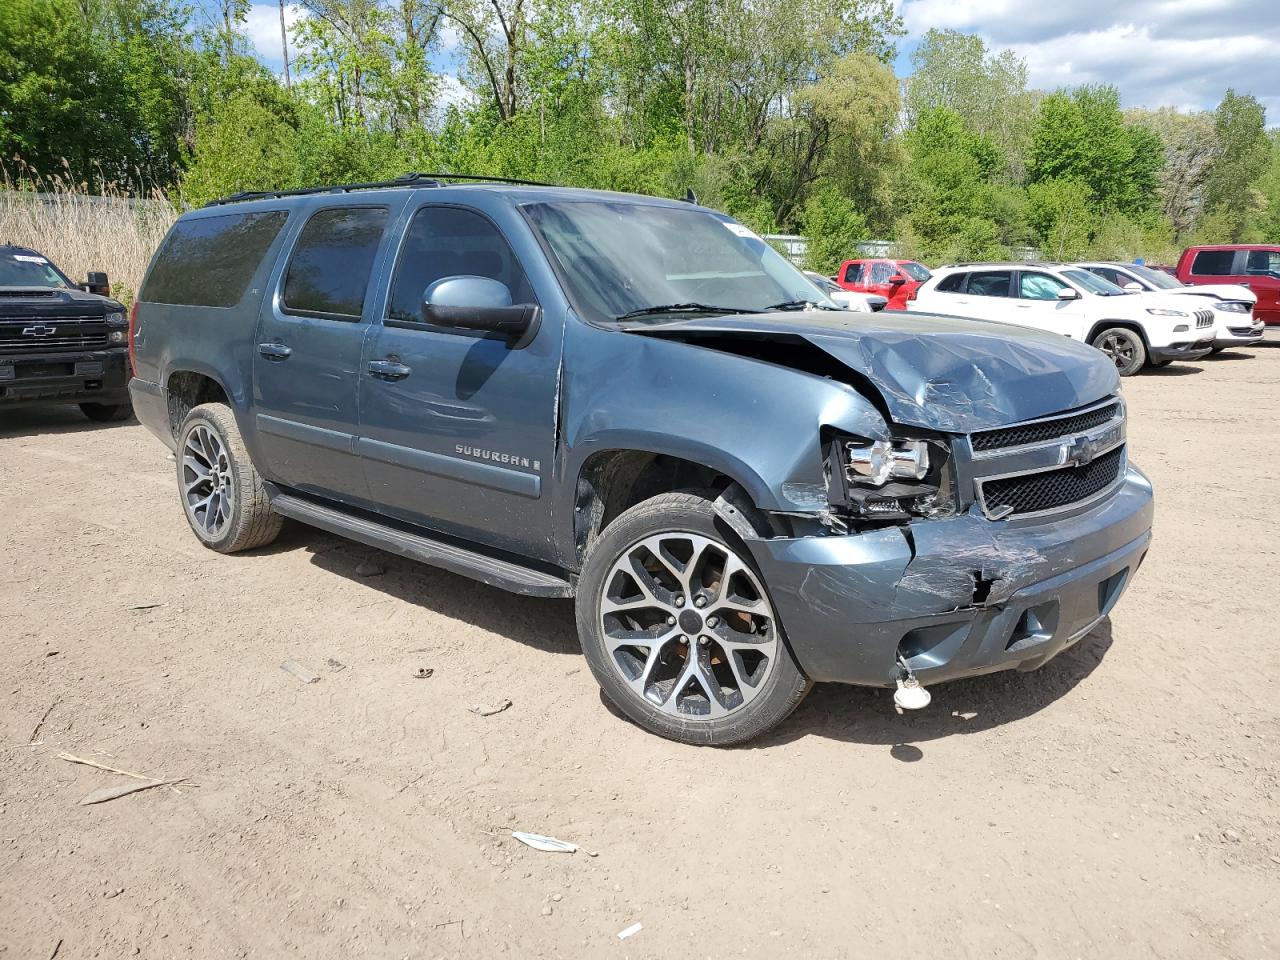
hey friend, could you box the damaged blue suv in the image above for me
[128,174,1153,745]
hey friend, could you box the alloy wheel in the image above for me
[181,424,234,537]
[598,532,778,720]
[1098,332,1136,369]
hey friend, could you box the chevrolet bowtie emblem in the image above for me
[22,324,56,336]
[1063,435,1096,468]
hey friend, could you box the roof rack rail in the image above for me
[204,171,557,207]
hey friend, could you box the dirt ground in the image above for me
[2,335,1278,960]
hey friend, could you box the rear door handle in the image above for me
[367,359,412,381]
[259,342,292,360]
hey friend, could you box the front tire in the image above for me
[176,402,282,553]
[576,490,811,745]
[1091,327,1147,376]
[79,402,133,422]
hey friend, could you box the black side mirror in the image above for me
[83,271,110,296]
[421,276,539,346]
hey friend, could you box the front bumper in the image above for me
[1147,337,1213,363]
[0,348,130,407]
[745,466,1153,687]
[1213,322,1265,348]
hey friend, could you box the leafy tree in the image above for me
[1026,177,1092,260]
[1126,107,1217,240]
[1203,90,1269,241]
[801,184,867,274]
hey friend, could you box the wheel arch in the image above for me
[164,369,231,438]
[1086,320,1151,348]
[567,446,781,571]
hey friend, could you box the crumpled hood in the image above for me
[1165,283,1257,304]
[626,310,1119,434]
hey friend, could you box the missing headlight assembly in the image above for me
[825,432,956,522]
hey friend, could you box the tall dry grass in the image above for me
[0,160,178,305]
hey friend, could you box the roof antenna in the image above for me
[682,187,698,205]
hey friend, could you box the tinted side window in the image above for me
[935,272,965,293]
[1019,272,1069,300]
[1192,250,1236,276]
[967,271,1013,297]
[142,211,287,307]
[389,206,536,322]
[1245,249,1280,276]
[843,263,864,284]
[1086,266,1126,287]
[283,206,389,319]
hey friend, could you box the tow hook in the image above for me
[893,656,932,713]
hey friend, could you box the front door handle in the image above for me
[368,359,412,381]
[259,342,293,360]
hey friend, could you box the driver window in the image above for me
[870,262,893,284]
[1019,272,1069,300]
[388,206,536,322]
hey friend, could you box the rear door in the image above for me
[253,203,396,503]
[1240,248,1280,323]
[945,269,1015,321]
[357,202,564,561]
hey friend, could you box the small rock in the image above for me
[1223,829,1241,843]
[355,560,385,577]
[1111,833,1120,840]
[540,905,553,916]
[586,851,599,858]
[551,893,562,902]
[1109,765,1120,774]
[104,887,124,899]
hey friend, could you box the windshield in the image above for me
[522,201,825,323]
[0,250,72,288]
[900,261,931,282]
[1126,264,1181,290]
[1062,268,1128,296]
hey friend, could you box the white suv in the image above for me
[909,263,1216,376]
[1074,261,1263,353]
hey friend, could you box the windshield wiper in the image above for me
[765,299,831,311]
[614,302,760,321]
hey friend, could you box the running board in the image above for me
[267,489,574,598]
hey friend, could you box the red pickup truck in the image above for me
[1176,244,1280,325]
[834,258,930,310]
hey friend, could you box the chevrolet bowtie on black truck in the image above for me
[0,244,132,421]
[127,174,1154,745]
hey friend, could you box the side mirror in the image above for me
[421,276,539,345]
[1056,287,1080,300]
[888,275,906,285]
[1123,281,1143,291]
[83,271,110,296]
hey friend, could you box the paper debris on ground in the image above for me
[469,698,511,716]
[617,922,643,940]
[280,661,320,684]
[512,831,577,853]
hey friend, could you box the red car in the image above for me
[1176,244,1280,325]
[834,258,931,309]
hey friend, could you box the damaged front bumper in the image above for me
[743,465,1153,687]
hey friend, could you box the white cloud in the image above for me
[897,0,1280,116]
[438,22,464,52]
[243,3,307,67]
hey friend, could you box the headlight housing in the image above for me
[827,434,954,521]
[1217,301,1249,313]
[1146,307,1188,317]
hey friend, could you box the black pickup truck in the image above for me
[0,244,133,422]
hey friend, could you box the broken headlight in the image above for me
[826,434,954,521]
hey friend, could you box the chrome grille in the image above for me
[979,446,1126,518]
[1194,309,1213,329]
[971,401,1121,453]
[0,316,109,352]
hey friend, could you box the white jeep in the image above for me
[909,262,1215,376]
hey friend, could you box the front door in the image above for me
[1240,248,1280,324]
[357,203,563,561]
[1013,271,1087,339]
[253,203,393,504]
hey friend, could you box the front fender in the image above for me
[557,321,888,523]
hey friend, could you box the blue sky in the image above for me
[224,0,1279,117]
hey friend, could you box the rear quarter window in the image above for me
[1191,250,1237,276]
[142,211,288,307]
[935,272,965,293]
[842,263,864,284]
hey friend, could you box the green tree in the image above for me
[801,184,867,274]
[1203,90,1269,241]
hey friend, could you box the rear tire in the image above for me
[576,490,811,746]
[79,402,133,422]
[176,402,282,553]
[1090,327,1147,376]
